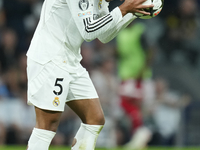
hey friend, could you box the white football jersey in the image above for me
[27,0,136,72]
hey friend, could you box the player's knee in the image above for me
[36,118,60,132]
[98,114,105,125]
[48,119,60,131]
[83,112,105,125]
[91,113,105,125]
[35,107,62,132]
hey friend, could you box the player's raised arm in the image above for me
[99,0,154,43]
[66,0,153,42]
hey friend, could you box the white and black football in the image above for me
[135,0,164,19]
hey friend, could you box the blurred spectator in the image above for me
[160,0,200,66]
[0,90,35,144]
[3,66,21,98]
[90,55,121,147]
[149,77,191,146]
[0,52,27,98]
[91,56,120,119]
[0,28,18,72]
[116,22,153,80]
[2,0,32,51]
[178,0,200,66]
[0,50,34,145]
[116,22,154,149]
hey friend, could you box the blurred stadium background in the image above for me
[0,0,200,149]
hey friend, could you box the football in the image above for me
[135,0,164,19]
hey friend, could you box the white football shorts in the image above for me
[27,58,99,112]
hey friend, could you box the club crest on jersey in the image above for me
[79,0,89,11]
[98,0,103,9]
[53,97,60,107]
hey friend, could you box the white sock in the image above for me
[72,123,104,150]
[27,128,56,150]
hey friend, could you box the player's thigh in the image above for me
[34,106,62,132]
[66,98,105,125]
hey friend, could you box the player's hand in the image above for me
[119,0,154,17]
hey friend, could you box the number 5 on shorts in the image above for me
[53,78,64,96]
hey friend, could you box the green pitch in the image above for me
[1,146,200,150]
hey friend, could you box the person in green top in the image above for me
[117,22,152,80]
[116,22,153,150]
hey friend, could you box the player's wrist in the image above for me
[119,5,128,17]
